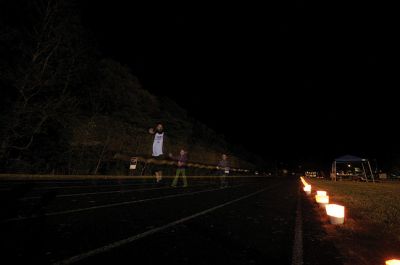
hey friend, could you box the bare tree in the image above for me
[0,0,79,160]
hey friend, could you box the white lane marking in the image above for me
[3,184,245,223]
[1,181,122,185]
[291,184,303,265]
[0,182,156,192]
[33,182,155,190]
[28,180,215,191]
[20,183,210,200]
[52,183,280,265]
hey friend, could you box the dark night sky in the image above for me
[81,1,398,168]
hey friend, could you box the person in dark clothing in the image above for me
[169,149,188,187]
[218,154,230,188]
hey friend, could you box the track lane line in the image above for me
[32,182,157,190]
[291,183,303,265]
[20,183,211,200]
[2,184,247,223]
[0,182,157,193]
[52,182,281,265]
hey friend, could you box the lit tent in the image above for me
[331,155,375,182]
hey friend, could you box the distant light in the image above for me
[315,195,329,204]
[300,177,309,187]
[317,191,327,196]
[347,164,351,167]
[386,259,400,265]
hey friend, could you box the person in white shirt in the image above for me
[148,123,167,183]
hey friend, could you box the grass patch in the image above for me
[307,179,400,264]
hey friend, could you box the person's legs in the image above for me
[220,172,226,188]
[154,156,164,183]
[171,169,180,187]
[156,171,163,183]
[153,161,159,183]
[182,168,188,187]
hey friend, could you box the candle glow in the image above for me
[325,204,345,218]
[315,195,329,204]
[386,260,400,265]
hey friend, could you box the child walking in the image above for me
[169,149,188,187]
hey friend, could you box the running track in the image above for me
[0,177,343,265]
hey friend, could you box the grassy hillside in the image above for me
[0,0,264,174]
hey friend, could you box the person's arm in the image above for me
[163,134,170,155]
[169,153,176,160]
[148,128,155,135]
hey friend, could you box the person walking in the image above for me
[218,154,230,188]
[169,149,188,187]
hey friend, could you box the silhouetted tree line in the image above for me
[0,0,268,174]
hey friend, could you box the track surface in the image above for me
[0,177,340,265]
